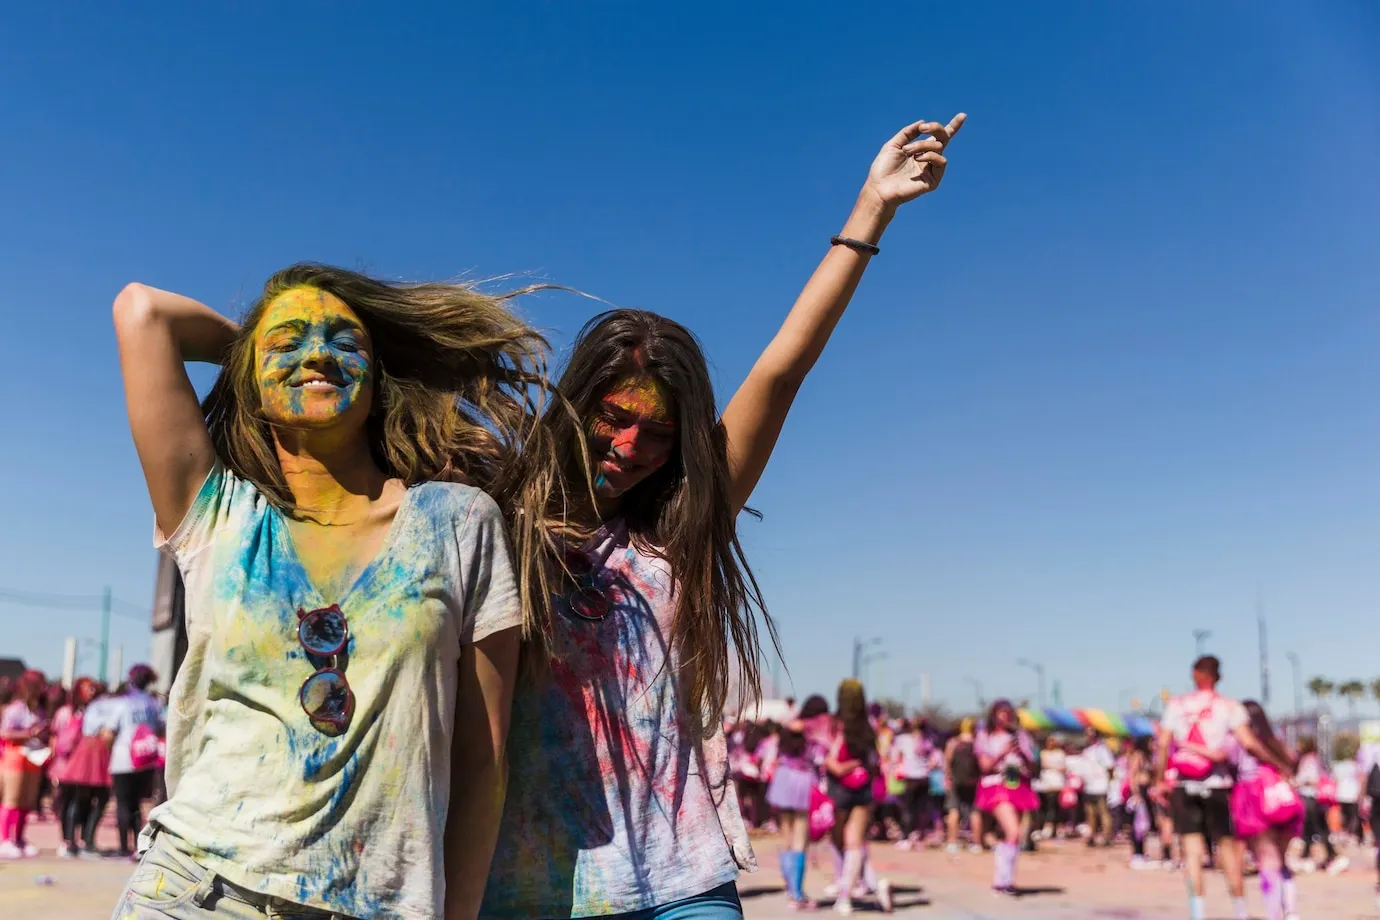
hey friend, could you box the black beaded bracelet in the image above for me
[831,235,880,256]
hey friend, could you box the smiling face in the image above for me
[254,287,374,431]
[586,373,677,499]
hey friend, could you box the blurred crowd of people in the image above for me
[725,660,1380,917]
[0,665,166,860]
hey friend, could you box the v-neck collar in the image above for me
[273,484,416,609]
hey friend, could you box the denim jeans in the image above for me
[599,883,743,920]
[111,833,351,919]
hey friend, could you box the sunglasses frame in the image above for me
[561,549,610,621]
[296,605,354,730]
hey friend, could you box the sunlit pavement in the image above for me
[5,818,1379,919]
[740,833,1380,920]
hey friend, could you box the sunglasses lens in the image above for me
[300,609,347,656]
[569,586,609,620]
[301,670,352,723]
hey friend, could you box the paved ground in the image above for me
[4,818,1379,919]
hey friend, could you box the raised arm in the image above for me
[720,113,966,512]
[112,284,238,535]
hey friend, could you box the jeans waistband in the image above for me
[142,826,351,919]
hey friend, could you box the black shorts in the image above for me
[828,778,874,811]
[1171,787,1234,839]
[945,784,977,812]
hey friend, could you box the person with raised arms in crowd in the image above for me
[109,266,544,918]
[481,113,965,920]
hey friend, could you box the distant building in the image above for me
[149,553,187,694]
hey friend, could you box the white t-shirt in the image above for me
[107,689,164,775]
[1071,747,1112,796]
[891,733,930,780]
[1333,759,1360,804]
[1162,689,1247,790]
[149,464,520,920]
[1036,749,1066,793]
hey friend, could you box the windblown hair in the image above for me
[202,264,552,517]
[508,309,779,732]
[1243,700,1293,770]
[836,679,876,758]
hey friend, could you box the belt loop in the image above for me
[190,871,218,908]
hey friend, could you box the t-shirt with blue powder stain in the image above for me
[481,518,755,919]
[147,462,520,920]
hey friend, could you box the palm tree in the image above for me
[1307,677,1335,712]
[1338,680,1366,717]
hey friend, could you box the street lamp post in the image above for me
[964,677,984,712]
[1193,629,1212,656]
[1016,658,1047,707]
[852,636,885,680]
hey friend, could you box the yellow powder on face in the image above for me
[602,375,673,423]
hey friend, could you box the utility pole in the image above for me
[99,586,111,685]
[1258,601,1270,707]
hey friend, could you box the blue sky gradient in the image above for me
[2,4,1378,714]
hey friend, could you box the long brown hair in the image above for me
[836,679,876,758]
[202,263,552,517]
[509,309,779,731]
[1243,700,1293,770]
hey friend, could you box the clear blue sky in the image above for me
[2,4,1378,716]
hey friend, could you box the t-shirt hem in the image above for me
[156,825,435,920]
[470,614,523,644]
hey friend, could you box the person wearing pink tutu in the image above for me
[1229,701,1301,920]
[973,699,1039,895]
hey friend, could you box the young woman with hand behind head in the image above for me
[111,265,550,920]
[482,114,965,920]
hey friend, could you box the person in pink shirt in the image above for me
[0,671,49,859]
[1228,701,1302,920]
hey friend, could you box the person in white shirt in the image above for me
[1331,742,1361,842]
[1078,729,1115,847]
[1153,656,1291,920]
[1034,735,1067,840]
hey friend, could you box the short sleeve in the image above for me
[456,490,521,645]
[154,461,235,562]
[1223,699,1247,732]
[1161,700,1182,736]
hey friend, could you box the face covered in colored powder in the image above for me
[254,287,375,431]
[587,373,677,499]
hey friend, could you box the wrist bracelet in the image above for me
[831,235,880,256]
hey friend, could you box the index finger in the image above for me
[888,119,945,147]
[944,112,967,140]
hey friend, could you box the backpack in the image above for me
[129,723,161,772]
[950,740,978,789]
[1168,694,1221,781]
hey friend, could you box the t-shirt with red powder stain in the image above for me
[482,519,753,919]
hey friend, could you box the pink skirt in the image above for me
[1231,776,1303,840]
[975,775,1040,813]
[55,736,111,787]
